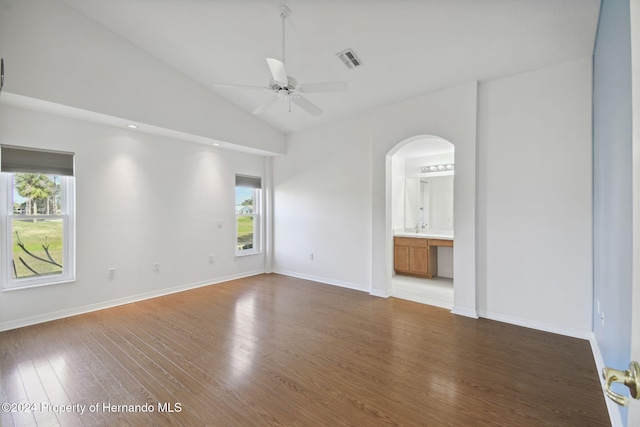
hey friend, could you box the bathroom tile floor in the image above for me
[391,274,454,309]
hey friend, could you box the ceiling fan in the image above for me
[214,6,347,117]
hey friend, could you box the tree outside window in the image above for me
[11,173,65,279]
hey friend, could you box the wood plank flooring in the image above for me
[0,274,610,426]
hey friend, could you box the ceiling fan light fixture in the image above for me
[337,49,362,69]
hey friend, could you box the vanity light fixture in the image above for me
[421,163,454,173]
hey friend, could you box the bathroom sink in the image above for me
[394,229,454,240]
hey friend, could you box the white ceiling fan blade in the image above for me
[253,97,277,115]
[300,81,348,93]
[214,83,269,91]
[266,58,288,87]
[292,96,323,116]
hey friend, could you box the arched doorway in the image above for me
[386,136,455,308]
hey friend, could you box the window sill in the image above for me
[235,251,262,258]
[1,278,76,292]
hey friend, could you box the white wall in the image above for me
[272,116,373,291]
[477,57,593,335]
[274,81,478,315]
[391,156,405,231]
[0,0,285,155]
[274,57,593,336]
[0,104,266,331]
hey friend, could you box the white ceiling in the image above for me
[59,0,600,134]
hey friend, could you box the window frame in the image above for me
[0,172,76,291]
[235,176,263,257]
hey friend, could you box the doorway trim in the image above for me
[629,1,640,425]
[384,134,477,318]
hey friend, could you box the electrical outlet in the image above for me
[209,255,214,264]
[153,262,160,272]
[108,268,116,280]
[309,253,314,261]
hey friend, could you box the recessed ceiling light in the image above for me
[126,124,138,129]
[212,142,221,147]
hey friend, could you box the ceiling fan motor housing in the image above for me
[270,76,299,99]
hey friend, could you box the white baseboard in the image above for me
[0,269,265,332]
[477,310,592,340]
[589,333,624,427]
[369,289,389,298]
[272,269,370,293]
[451,306,479,318]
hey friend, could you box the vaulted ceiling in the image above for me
[53,0,600,134]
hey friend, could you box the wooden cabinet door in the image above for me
[410,246,429,276]
[394,245,410,272]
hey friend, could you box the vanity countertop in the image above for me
[393,229,454,240]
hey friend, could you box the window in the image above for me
[0,146,75,290]
[235,175,262,256]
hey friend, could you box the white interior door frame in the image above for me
[630,0,640,425]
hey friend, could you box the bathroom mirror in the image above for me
[404,175,454,232]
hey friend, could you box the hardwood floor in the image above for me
[0,274,610,426]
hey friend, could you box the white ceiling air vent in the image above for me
[337,49,362,69]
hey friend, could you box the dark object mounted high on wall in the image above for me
[0,58,4,94]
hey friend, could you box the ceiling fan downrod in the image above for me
[280,6,291,67]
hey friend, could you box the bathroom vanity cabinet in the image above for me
[394,236,453,279]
